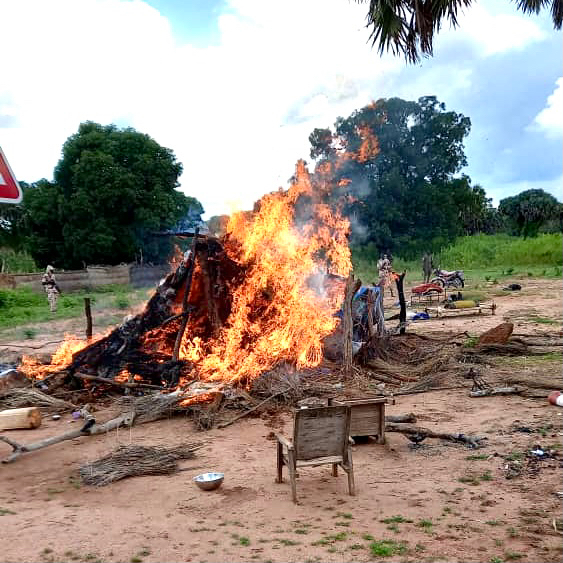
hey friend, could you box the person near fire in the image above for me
[377,253,394,297]
[41,265,61,313]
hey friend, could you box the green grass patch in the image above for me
[0,507,16,515]
[466,454,488,461]
[369,540,408,557]
[416,519,433,532]
[352,233,562,284]
[380,515,412,524]
[528,316,561,325]
[0,285,146,330]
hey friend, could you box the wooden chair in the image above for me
[275,405,355,503]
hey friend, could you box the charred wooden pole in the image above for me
[173,229,199,361]
[342,274,362,374]
[395,271,407,335]
[200,240,221,335]
[84,298,92,341]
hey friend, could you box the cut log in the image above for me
[0,407,42,430]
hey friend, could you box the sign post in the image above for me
[0,147,23,204]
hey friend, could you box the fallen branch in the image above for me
[0,410,135,463]
[217,391,286,429]
[73,372,163,390]
[470,386,523,398]
[385,422,485,448]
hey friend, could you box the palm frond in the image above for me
[356,0,562,63]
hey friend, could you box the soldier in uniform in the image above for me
[41,265,60,313]
[377,254,394,297]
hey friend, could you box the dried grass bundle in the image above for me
[118,392,184,424]
[0,388,75,412]
[80,442,202,486]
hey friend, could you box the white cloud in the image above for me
[530,77,563,139]
[0,0,555,217]
[452,3,546,55]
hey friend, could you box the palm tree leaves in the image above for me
[357,0,562,63]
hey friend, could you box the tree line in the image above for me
[1,99,561,271]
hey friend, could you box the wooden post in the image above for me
[342,274,361,374]
[395,271,407,335]
[84,297,92,341]
[173,228,199,361]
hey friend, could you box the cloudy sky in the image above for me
[0,0,561,217]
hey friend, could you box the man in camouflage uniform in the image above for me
[41,265,60,313]
[377,254,394,297]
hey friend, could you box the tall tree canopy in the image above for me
[356,0,562,62]
[24,122,200,269]
[309,96,491,257]
[498,188,562,237]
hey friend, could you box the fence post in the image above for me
[84,297,92,341]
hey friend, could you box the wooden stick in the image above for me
[217,391,286,429]
[395,271,407,335]
[74,372,163,390]
[385,422,485,448]
[173,228,199,361]
[0,410,135,463]
[84,297,92,341]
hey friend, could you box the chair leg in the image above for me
[332,463,338,477]
[345,449,356,496]
[276,441,283,483]
[288,449,298,503]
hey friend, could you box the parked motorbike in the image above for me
[431,268,465,288]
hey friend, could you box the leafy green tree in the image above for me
[25,122,200,269]
[356,0,562,63]
[309,96,485,258]
[498,189,562,237]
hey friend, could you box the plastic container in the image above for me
[548,391,563,407]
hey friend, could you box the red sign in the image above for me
[0,147,22,204]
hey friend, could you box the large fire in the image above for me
[19,122,379,389]
[180,160,352,383]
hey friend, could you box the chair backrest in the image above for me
[293,406,351,461]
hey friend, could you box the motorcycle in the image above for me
[431,268,465,289]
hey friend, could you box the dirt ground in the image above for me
[1,277,562,563]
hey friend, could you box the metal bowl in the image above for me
[194,472,224,491]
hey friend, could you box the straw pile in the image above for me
[80,442,202,486]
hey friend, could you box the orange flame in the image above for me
[180,160,352,383]
[19,333,104,381]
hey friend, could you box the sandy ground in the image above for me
[0,277,562,563]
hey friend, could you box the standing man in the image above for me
[41,265,60,313]
[377,253,394,298]
[422,252,433,283]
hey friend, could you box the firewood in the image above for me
[385,422,485,448]
[0,407,42,430]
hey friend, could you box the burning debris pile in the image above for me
[17,161,357,405]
